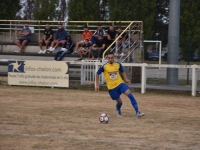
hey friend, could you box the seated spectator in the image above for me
[77,39,91,60]
[54,35,74,61]
[72,25,93,54]
[104,25,117,47]
[38,24,54,54]
[14,23,32,53]
[46,23,67,53]
[91,24,106,45]
[91,35,106,60]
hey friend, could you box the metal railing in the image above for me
[0,20,140,39]
[102,21,143,63]
[77,60,200,96]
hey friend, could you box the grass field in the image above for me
[0,85,200,150]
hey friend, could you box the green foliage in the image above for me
[0,0,21,19]
[153,0,169,43]
[33,0,59,20]
[68,0,109,21]
[108,0,156,39]
[180,0,200,60]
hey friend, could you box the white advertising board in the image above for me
[8,60,69,87]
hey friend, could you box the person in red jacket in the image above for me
[72,25,93,54]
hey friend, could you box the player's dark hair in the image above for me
[83,25,88,28]
[107,51,114,55]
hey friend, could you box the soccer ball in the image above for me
[99,113,109,124]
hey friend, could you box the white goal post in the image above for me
[143,40,162,66]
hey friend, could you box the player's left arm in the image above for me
[119,63,131,84]
[121,72,131,84]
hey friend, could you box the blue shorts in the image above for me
[108,83,130,100]
[19,38,31,43]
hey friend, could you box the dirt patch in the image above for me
[0,85,200,150]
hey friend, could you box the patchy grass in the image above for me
[0,85,200,150]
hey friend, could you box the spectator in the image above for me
[14,23,32,53]
[77,39,91,60]
[91,35,106,60]
[46,23,67,53]
[91,24,106,45]
[38,24,54,54]
[72,25,93,54]
[104,25,117,47]
[116,27,129,56]
[54,35,74,61]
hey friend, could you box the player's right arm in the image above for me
[95,65,104,91]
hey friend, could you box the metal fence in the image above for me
[77,61,200,96]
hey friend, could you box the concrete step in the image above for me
[1,44,63,53]
[0,53,80,61]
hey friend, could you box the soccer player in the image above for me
[95,52,145,117]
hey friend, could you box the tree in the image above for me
[21,0,59,20]
[33,0,59,20]
[180,0,200,60]
[22,0,35,20]
[0,0,21,19]
[67,0,108,21]
[108,0,157,39]
[152,0,169,45]
[58,0,68,20]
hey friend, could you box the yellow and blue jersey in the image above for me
[97,62,124,90]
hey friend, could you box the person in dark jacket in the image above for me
[45,23,67,53]
[54,35,74,61]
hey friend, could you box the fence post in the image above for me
[141,63,146,94]
[95,63,99,90]
[81,60,84,85]
[191,64,197,96]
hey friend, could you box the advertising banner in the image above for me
[8,60,69,87]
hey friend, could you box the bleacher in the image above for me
[0,20,143,87]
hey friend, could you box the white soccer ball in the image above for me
[99,113,109,124]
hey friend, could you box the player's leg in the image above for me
[38,39,43,50]
[20,40,28,53]
[58,50,70,61]
[74,41,82,53]
[48,40,57,51]
[88,50,91,59]
[38,39,44,53]
[15,39,22,49]
[120,83,144,117]
[108,86,122,116]
[54,50,63,61]
[53,41,61,49]
[78,48,84,60]
[45,40,50,49]
[116,98,122,116]
[97,48,101,60]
